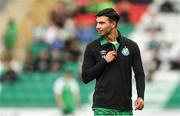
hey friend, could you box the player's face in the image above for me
[96,16,114,37]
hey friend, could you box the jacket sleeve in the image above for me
[132,43,145,99]
[81,45,107,84]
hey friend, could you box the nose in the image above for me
[96,23,100,30]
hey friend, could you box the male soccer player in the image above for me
[81,8,145,116]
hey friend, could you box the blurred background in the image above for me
[0,0,180,116]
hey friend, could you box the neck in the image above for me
[105,29,118,42]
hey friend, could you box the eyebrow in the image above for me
[96,21,105,23]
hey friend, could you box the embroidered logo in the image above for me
[100,50,107,58]
[121,46,129,56]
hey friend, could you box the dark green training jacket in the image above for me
[82,33,145,111]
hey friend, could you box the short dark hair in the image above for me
[96,8,120,24]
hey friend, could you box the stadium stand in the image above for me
[0,0,180,115]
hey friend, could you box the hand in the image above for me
[135,97,144,110]
[104,51,117,63]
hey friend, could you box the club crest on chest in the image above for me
[121,46,129,56]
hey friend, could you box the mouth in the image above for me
[97,30,102,34]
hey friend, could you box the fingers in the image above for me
[112,52,117,57]
[107,51,117,56]
[135,102,143,110]
[135,103,143,110]
[108,51,117,57]
[107,51,116,54]
[105,51,117,63]
[135,98,144,110]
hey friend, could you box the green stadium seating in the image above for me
[164,83,180,108]
[0,72,95,107]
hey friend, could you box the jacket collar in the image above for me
[100,30,122,47]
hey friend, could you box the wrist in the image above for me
[137,97,144,101]
[103,56,109,63]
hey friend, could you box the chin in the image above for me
[98,33,104,37]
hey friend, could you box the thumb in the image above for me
[135,100,140,110]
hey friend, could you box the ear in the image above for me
[111,21,116,28]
